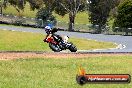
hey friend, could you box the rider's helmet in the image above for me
[45,26,52,34]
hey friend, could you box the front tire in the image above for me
[49,43,61,52]
[69,44,77,52]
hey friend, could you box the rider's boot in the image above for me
[60,41,72,49]
[59,41,67,49]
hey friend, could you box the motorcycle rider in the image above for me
[44,25,53,42]
[43,24,68,48]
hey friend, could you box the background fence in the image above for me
[0,14,132,36]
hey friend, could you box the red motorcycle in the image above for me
[44,34,77,52]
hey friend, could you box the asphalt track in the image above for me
[0,25,132,53]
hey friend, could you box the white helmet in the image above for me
[45,26,52,34]
[45,26,51,30]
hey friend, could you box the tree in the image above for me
[2,0,27,16]
[113,0,132,34]
[36,7,57,27]
[29,0,57,27]
[88,0,120,33]
[54,0,86,31]
[0,0,7,15]
[43,0,55,11]
[0,0,3,15]
[28,0,44,10]
[3,0,43,13]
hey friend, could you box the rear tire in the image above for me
[69,44,77,52]
[49,43,61,52]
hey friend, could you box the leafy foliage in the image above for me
[54,0,86,31]
[113,0,132,29]
[36,7,57,27]
[3,0,43,11]
[28,0,43,10]
[88,0,120,33]
[54,0,86,17]
[54,3,67,16]
[3,0,26,10]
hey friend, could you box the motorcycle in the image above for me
[44,34,77,52]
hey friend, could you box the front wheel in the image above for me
[49,43,61,52]
[69,43,77,52]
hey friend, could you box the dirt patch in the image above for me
[0,52,132,60]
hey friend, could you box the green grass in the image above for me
[53,12,89,24]
[0,29,50,51]
[3,4,37,18]
[0,29,116,51]
[0,56,131,88]
[69,38,116,50]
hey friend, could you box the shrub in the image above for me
[113,0,132,32]
[36,7,57,27]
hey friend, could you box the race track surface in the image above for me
[0,25,132,52]
[0,52,132,60]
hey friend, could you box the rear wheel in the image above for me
[49,43,61,52]
[69,43,77,52]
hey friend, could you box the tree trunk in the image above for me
[98,24,102,34]
[0,5,2,15]
[68,13,75,31]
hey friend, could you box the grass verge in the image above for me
[0,55,131,88]
[0,29,116,51]
[3,4,37,18]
